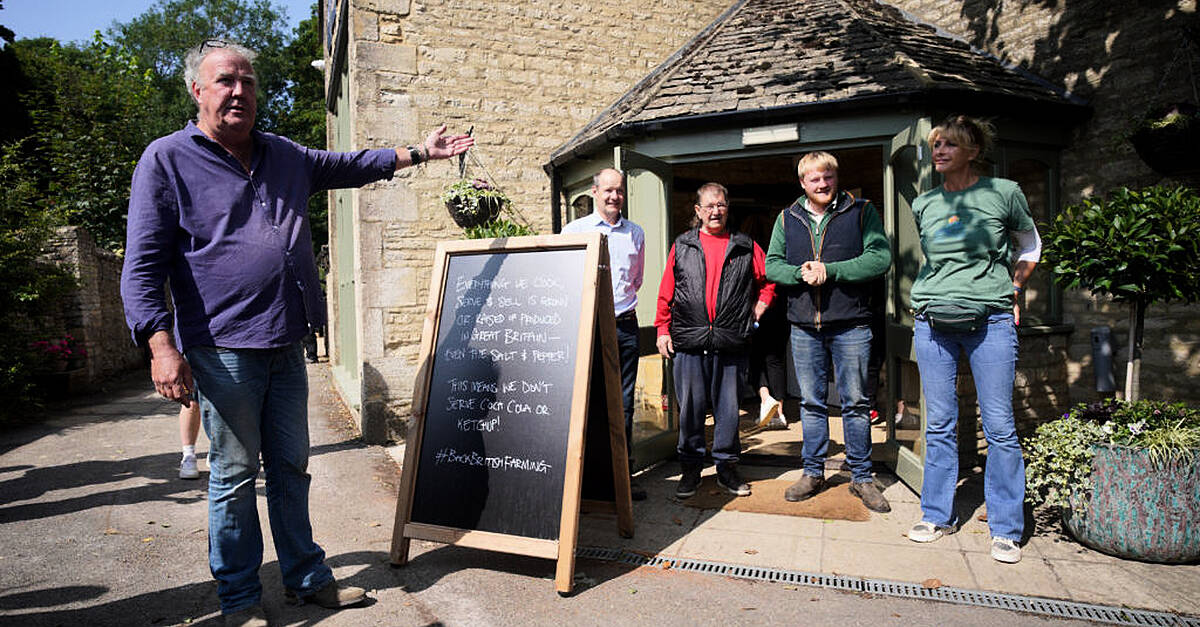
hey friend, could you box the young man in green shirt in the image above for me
[765,151,893,512]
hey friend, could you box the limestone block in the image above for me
[362,268,418,310]
[354,9,379,42]
[361,181,419,223]
[356,0,409,15]
[361,306,384,359]
[360,221,383,271]
[357,42,417,75]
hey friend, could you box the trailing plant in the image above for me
[1025,399,1200,512]
[441,177,509,228]
[464,217,536,240]
[1041,186,1200,400]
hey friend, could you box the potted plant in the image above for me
[1024,399,1200,562]
[441,178,508,229]
[1041,185,1200,401]
[1129,102,1200,177]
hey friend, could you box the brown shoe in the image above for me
[849,481,891,513]
[784,474,825,502]
[288,580,367,609]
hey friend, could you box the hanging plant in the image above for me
[441,178,508,229]
[1129,102,1200,177]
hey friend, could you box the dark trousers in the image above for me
[615,316,639,461]
[748,306,787,398]
[674,350,746,467]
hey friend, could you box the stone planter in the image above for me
[445,196,503,229]
[1062,444,1200,563]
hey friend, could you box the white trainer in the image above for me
[756,397,781,428]
[991,537,1022,563]
[179,455,200,480]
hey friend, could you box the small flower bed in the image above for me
[28,334,87,370]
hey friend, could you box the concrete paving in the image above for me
[0,364,1196,626]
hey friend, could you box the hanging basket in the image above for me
[445,196,504,229]
[1129,103,1200,177]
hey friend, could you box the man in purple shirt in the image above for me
[120,40,472,626]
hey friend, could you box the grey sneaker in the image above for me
[676,464,702,499]
[991,537,1022,563]
[849,481,891,513]
[179,455,200,480]
[716,464,751,497]
[287,580,367,609]
[784,474,825,502]
[223,605,267,627]
[908,521,950,543]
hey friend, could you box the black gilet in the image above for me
[782,196,874,329]
[669,228,757,353]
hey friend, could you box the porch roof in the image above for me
[548,0,1088,167]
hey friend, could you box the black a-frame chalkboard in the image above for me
[390,232,633,594]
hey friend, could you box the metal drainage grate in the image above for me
[576,546,1199,626]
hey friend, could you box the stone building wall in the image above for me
[338,0,730,440]
[889,0,1200,408]
[42,226,144,390]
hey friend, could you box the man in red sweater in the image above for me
[655,182,775,498]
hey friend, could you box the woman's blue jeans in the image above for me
[187,343,333,613]
[914,313,1025,541]
[789,324,875,483]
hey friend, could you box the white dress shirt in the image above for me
[562,212,645,316]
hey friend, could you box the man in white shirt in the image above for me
[561,168,647,500]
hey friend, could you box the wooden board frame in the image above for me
[389,232,633,595]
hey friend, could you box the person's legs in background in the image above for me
[179,400,202,479]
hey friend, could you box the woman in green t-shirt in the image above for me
[904,115,1041,565]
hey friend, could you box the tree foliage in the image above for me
[1042,185,1200,400]
[1043,186,1200,306]
[108,0,291,137]
[0,1,327,414]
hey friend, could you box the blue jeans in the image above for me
[187,343,332,613]
[914,312,1025,541]
[789,324,875,483]
[673,350,745,467]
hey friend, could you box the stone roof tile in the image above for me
[551,0,1079,162]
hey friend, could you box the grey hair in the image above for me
[183,40,258,101]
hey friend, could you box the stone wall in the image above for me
[340,0,730,440]
[42,226,144,390]
[889,0,1200,407]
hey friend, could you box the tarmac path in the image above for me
[0,364,1095,626]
